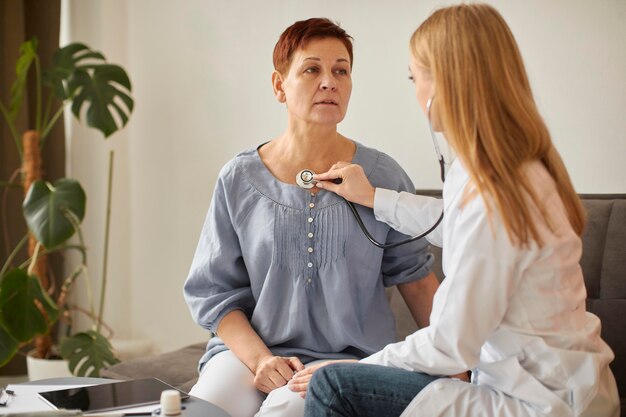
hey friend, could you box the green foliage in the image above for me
[70,64,133,137]
[44,43,133,137]
[0,269,58,343]
[9,38,38,122]
[0,177,85,368]
[43,43,104,99]
[60,330,120,377]
[0,324,19,368]
[0,38,134,376]
[23,179,86,250]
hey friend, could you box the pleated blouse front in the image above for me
[184,141,434,370]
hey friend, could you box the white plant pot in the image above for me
[26,351,72,381]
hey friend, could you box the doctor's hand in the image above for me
[254,355,305,394]
[287,359,358,398]
[314,162,376,208]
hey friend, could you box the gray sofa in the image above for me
[102,194,626,414]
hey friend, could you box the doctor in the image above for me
[291,4,620,416]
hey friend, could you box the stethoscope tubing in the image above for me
[344,199,443,249]
[341,96,445,248]
[343,153,445,249]
[296,96,445,248]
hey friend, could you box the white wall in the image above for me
[64,0,626,353]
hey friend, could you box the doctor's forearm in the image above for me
[374,189,444,246]
[216,309,273,373]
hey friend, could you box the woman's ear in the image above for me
[272,71,286,103]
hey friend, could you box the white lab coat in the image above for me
[361,159,619,417]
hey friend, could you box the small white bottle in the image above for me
[160,390,182,416]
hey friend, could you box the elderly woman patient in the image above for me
[183,17,440,417]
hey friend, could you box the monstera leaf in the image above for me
[23,179,86,250]
[0,268,58,343]
[43,43,105,99]
[0,323,19,368]
[69,65,134,137]
[43,42,133,137]
[60,330,119,377]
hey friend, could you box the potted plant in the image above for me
[0,38,133,377]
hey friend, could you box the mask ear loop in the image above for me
[427,97,446,183]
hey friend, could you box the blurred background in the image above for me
[3,0,626,367]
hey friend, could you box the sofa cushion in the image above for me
[580,198,626,405]
[101,342,205,393]
[580,199,626,299]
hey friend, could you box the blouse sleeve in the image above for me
[183,170,255,334]
[362,195,520,374]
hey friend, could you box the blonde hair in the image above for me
[411,3,585,246]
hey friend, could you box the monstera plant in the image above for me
[0,38,133,376]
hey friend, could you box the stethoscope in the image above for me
[295,97,446,249]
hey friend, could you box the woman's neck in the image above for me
[259,125,355,186]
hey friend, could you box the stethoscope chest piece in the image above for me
[294,164,440,248]
[296,169,316,189]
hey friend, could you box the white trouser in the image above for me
[189,350,331,417]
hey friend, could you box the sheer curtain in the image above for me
[60,0,136,351]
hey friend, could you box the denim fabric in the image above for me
[304,363,440,417]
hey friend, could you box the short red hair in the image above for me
[273,18,353,74]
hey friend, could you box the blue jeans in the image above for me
[304,363,441,417]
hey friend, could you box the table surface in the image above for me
[18,377,231,417]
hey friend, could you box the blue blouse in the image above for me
[183,141,433,370]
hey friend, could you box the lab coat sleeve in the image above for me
[374,188,444,247]
[362,195,520,375]
[183,169,254,334]
[375,165,436,287]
